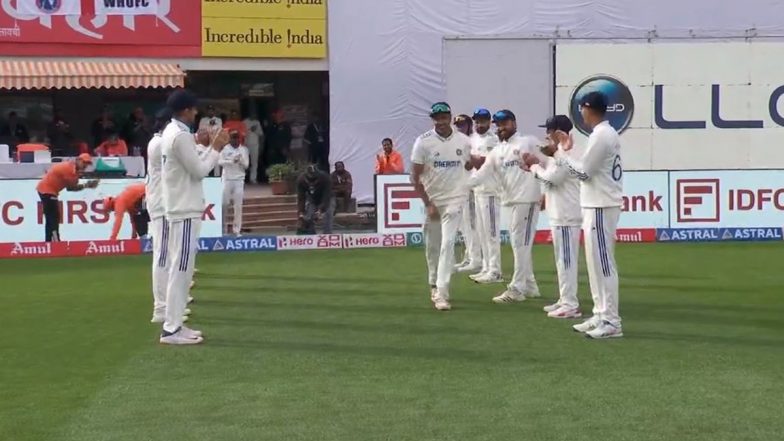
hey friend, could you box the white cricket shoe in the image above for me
[543,302,561,313]
[468,271,487,281]
[433,297,452,311]
[189,280,196,289]
[430,286,438,302]
[432,288,451,311]
[151,314,164,324]
[184,308,192,315]
[160,329,203,345]
[492,289,525,303]
[573,316,603,333]
[524,289,541,299]
[187,296,194,305]
[181,325,203,339]
[474,272,504,284]
[457,263,482,273]
[586,321,623,339]
[547,306,582,319]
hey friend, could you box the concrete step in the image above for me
[243,217,300,228]
[245,195,297,205]
[240,203,299,215]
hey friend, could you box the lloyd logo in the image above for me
[655,84,784,129]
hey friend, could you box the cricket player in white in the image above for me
[160,90,229,345]
[453,114,482,272]
[411,102,473,311]
[219,130,250,236]
[467,108,503,283]
[525,92,624,339]
[146,109,171,323]
[529,115,583,319]
[469,110,543,302]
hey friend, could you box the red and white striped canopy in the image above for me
[0,60,185,90]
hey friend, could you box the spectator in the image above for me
[91,106,117,147]
[36,154,99,242]
[223,110,246,140]
[304,110,329,172]
[95,132,128,157]
[331,161,353,212]
[122,107,152,156]
[264,109,292,178]
[198,105,222,133]
[0,111,30,145]
[375,138,405,174]
[243,110,264,184]
[46,111,75,156]
[297,164,334,234]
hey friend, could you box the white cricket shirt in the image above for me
[470,130,500,196]
[554,120,623,208]
[531,146,582,227]
[470,132,542,206]
[145,133,165,220]
[161,119,220,221]
[219,144,250,180]
[411,128,472,208]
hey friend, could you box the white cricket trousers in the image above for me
[583,207,621,326]
[163,218,201,334]
[150,216,169,316]
[423,203,462,291]
[507,203,540,295]
[457,191,481,265]
[551,225,581,309]
[223,179,244,234]
[475,193,502,274]
[247,143,260,183]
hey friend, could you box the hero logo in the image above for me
[570,75,634,136]
[655,84,784,129]
[10,242,51,256]
[676,179,720,223]
[343,234,406,248]
[277,235,342,250]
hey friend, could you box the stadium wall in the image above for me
[328,0,784,203]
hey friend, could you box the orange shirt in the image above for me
[36,162,79,196]
[223,120,247,143]
[375,150,405,175]
[110,183,146,240]
[96,140,128,157]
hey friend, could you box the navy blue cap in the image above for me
[540,115,573,132]
[492,109,516,123]
[166,89,198,113]
[472,108,491,120]
[579,91,608,113]
[430,102,452,116]
[155,107,172,121]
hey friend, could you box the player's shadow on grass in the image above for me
[198,272,404,285]
[199,316,486,336]
[206,338,537,364]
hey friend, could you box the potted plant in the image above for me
[266,163,294,195]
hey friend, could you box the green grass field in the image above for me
[1,242,783,441]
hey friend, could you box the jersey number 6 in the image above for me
[612,155,623,182]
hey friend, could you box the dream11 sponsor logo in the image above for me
[570,75,634,136]
[655,84,784,129]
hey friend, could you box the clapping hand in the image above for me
[521,153,540,170]
[554,130,574,151]
[210,129,230,151]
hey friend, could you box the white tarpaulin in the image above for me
[328,0,784,203]
[94,0,158,15]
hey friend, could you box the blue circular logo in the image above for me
[408,232,423,245]
[569,75,634,135]
[37,0,62,13]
